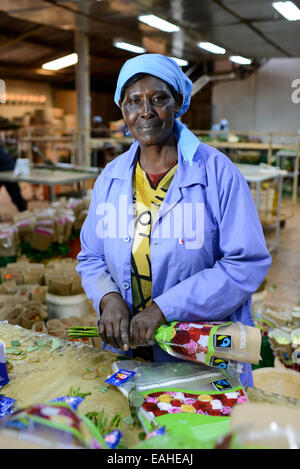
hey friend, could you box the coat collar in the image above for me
[106,140,208,188]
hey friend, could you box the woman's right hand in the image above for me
[99,292,131,351]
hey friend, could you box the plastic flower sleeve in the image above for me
[0,401,107,449]
[154,321,261,371]
[111,360,248,449]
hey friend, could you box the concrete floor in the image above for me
[0,183,299,312]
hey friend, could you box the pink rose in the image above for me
[237,396,247,404]
[168,407,182,414]
[179,323,190,331]
[221,406,232,415]
[185,339,198,355]
[183,398,197,405]
[145,397,158,403]
[196,410,205,414]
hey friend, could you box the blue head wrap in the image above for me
[114,54,200,165]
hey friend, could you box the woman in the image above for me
[76,54,271,387]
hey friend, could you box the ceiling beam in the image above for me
[0,25,45,50]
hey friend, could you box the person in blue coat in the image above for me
[76,54,271,387]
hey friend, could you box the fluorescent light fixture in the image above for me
[197,42,226,54]
[170,57,189,66]
[114,41,145,54]
[229,55,252,65]
[138,14,180,32]
[272,1,300,20]
[42,53,78,71]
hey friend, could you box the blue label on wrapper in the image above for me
[0,395,16,418]
[105,369,136,386]
[50,396,84,410]
[0,342,9,388]
[104,429,122,448]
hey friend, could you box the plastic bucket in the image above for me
[46,292,89,319]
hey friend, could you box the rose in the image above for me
[183,398,197,405]
[172,331,191,345]
[170,399,182,407]
[222,397,237,407]
[157,402,172,411]
[145,397,158,403]
[188,328,202,343]
[180,404,196,413]
[221,406,232,415]
[172,345,191,357]
[168,407,182,414]
[185,340,198,355]
[209,409,222,416]
[142,402,158,412]
[153,410,168,417]
[178,323,191,331]
[237,396,247,404]
[148,392,164,398]
[196,401,211,413]
[210,399,223,410]
[157,393,173,403]
[173,392,185,400]
[192,401,206,411]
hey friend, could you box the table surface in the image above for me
[236,163,287,182]
[0,165,100,186]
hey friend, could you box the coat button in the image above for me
[122,282,130,290]
[123,236,130,242]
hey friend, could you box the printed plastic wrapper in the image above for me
[50,396,84,410]
[0,341,9,388]
[155,321,261,371]
[0,395,16,418]
[105,368,136,386]
[111,360,248,448]
[0,402,108,449]
[103,429,122,449]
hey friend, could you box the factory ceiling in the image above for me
[0,0,299,90]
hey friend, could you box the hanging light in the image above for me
[197,42,226,54]
[138,14,180,32]
[42,53,78,71]
[113,41,146,54]
[272,1,300,21]
[229,55,252,65]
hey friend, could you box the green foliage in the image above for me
[19,241,70,262]
[85,409,122,435]
[0,255,18,269]
[67,386,92,399]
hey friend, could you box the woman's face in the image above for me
[120,75,181,146]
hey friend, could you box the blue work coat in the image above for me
[77,140,272,387]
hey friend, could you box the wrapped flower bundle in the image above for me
[155,321,261,371]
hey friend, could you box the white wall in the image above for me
[212,58,300,143]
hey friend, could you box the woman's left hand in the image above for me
[130,302,166,347]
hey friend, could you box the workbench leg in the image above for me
[255,181,260,213]
[49,185,56,202]
[293,156,299,204]
[81,180,86,196]
[275,176,283,251]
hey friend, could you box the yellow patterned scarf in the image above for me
[131,160,178,314]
